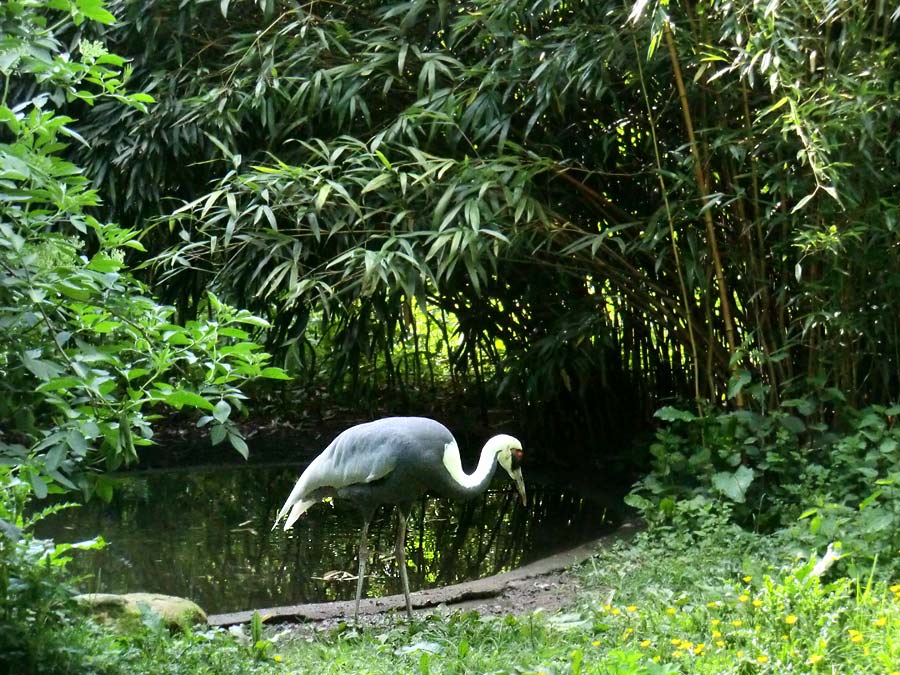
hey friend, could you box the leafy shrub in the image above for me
[628,398,900,576]
[0,0,289,498]
[0,470,111,675]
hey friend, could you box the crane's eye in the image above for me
[511,448,523,469]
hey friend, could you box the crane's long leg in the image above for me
[354,517,370,624]
[396,504,413,619]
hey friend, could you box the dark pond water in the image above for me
[37,462,617,615]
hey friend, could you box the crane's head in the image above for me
[493,434,527,506]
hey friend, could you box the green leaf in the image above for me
[29,472,49,499]
[66,429,88,456]
[87,255,123,272]
[791,192,816,213]
[711,466,755,503]
[809,515,822,535]
[858,489,882,511]
[361,173,392,194]
[727,370,752,400]
[315,183,332,210]
[22,350,64,382]
[779,415,806,434]
[654,406,696,422]
[234,315,272,328]
[878,438,897,454]
[260,367,292,380]
[229,433,249,459]
[37,377,83,392]
[76,0,116,24]
[213,399,232,423]
[44,444,67,472]
[210,424,227,445]
[166,390,216,411]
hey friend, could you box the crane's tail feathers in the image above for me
[283,498,316,530]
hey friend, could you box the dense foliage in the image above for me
[52,0,899,431]
[629,399,900,577]
[2,0,899,671]
[0,0,288,496]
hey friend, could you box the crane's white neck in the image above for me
[441,436,507,490]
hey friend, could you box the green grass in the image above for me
[254,524,900,675]
[11,524,899,675]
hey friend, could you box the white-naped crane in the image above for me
[272,416,527,622]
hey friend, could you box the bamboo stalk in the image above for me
[631,30,702,402]
[663,21,744,406]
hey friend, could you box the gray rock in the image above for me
[75,592,207,631]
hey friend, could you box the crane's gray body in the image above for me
[272,416,523,621]
[280,416,492,519]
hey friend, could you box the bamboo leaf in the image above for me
[361,173,392,194]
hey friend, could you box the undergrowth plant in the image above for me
[0,470,104,674]
[628,396,900,578]
[0,0,289,500]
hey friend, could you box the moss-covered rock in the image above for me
[75,592,207,632]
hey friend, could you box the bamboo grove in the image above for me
[58,0,900,431]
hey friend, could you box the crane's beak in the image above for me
[511,468,527,506]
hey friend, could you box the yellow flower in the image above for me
[666,607,677,615]
[716,640,725,647]
[622,627,634,638]
[603,604,611,611]
[785,614,798,625]
[693,643,706,655]
[738,594,749,603]
[273,655,283,663]
[850,633,863,643]
[743,576,753,583]
[640,640,652,648]
[706,601,719,608]
[752,599,763,607]
[712,630,722,638]
[652,656,661,663]
[592,640,601,647]
[756,655,769,664]
[610,608,621,615]
[890,584,900,593]
[873,617,887,627]
[711,619,721,626]
[737,651,744,658]
[670,638,681,645]
[732,620,743,627]
[673,650,683,658]
[626,605,638,612]
[808,654,823,665]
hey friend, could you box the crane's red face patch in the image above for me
[511,448,524,469]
